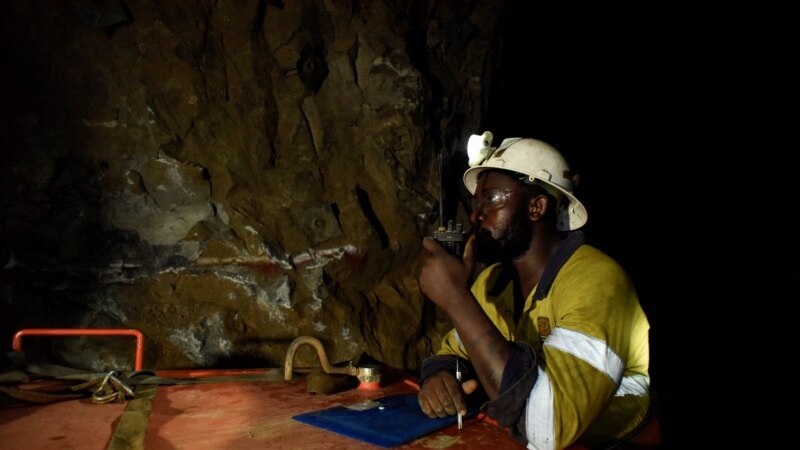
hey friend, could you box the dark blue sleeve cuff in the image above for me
[481,342,538,445]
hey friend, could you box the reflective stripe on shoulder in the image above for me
[544,327,624,384]
[615,374,649,397]
[526,367,555,450]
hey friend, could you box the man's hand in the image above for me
[419,235,476,314]
[418,370,479,418]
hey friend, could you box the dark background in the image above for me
[483,1,798,446]
[2,1,796,446]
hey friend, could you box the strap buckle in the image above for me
[71,370,136,404]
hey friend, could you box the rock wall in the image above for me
[0,0,502,372]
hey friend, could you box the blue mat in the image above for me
[292,393,477,448]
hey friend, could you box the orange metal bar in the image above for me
[12,328,144,370]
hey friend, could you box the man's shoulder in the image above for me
[571,244,622,267]
[563,245,630,281]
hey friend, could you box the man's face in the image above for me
[471,172,532,264]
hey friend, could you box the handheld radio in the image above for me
[431,153,466,257]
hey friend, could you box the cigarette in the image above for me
[456,359,463,430]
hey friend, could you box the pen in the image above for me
[456,358,462,430]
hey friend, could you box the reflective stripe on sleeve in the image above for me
[544,327,624,384]
[615,374,649,397]
[526,367,555,450]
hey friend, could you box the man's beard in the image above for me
[473,202,533,264]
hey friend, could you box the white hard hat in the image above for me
[463,137,588,231]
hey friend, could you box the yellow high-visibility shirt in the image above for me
[438,243,650,449]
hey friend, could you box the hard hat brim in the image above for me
[463,165,588,231]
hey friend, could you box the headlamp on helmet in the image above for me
[462,132,588,231]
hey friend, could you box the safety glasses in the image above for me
[471,188,517,211]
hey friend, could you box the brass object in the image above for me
[284,336,382,389]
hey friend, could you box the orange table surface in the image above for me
[0,368,522,449]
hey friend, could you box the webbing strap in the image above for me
[24,362,285,385]
[0,385,84,403]
[2,353,285,406]
[104,372,285,449]
[133,371,286,385]
[107,384,158,450]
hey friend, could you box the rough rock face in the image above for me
[0,0,502,372]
